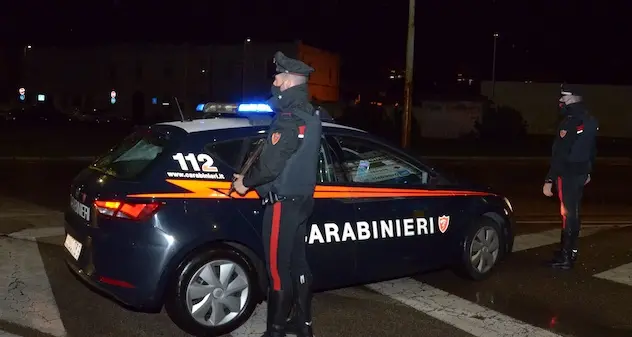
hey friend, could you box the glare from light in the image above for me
[503,197,513,212]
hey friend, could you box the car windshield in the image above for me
[91,128,171,179]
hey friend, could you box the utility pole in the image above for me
[401,0,416,149]
[491,33,498,101]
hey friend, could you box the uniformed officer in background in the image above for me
[542,84,598,270]
[232,51,321,337]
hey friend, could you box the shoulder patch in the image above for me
[559,130,567,138]
[271,132,281,145]
[576,124,584,134]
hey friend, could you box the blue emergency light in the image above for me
[237,103,273,113]
[196,102,273,114]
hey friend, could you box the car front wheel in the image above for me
[164,245,260,336]
[454,217,504,281]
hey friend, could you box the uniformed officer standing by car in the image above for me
[232,51,321,337]
[542,84,598,270]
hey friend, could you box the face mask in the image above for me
[267,85,282,109]
[271,84,282,97]
[559,102,570,115]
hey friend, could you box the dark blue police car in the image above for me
[64,102,515,336]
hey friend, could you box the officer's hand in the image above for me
[232,174,248,195]
[585,174,591,185]
[542,182,554,197]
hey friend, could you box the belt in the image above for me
[262,191,286,206]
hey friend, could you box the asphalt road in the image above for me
[1,160,631,337]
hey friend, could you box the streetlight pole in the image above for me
[491,33,498,100]
[22,46,32,80]
[242,38,251,101]
[401,0,416,149]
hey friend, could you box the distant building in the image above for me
[19,41,340,122]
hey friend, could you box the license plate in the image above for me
[70,196,91,221]
[64,234,82,260]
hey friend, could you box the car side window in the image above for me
[205,137,266,171]
[205,136,337,184]
[317,138,338,183]
[330,135,430,185]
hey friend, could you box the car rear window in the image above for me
[91,128,172,180]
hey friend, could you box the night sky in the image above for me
[3,0,632,86]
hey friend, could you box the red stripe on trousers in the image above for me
[557,177,566,229]
[270,202,282,291]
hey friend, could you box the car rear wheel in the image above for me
[454,217,504,281]
[165,245,260,336]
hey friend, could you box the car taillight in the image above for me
[93,200,162,221]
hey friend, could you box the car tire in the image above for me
[454,217,504,281]
[164,244,260,336]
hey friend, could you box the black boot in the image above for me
[284,275,314,337]
[550,248,573,270]
[550,232,577,270]
[262,288,292,337]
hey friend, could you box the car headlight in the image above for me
[503,197,513,213]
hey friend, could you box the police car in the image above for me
[64,102,515,336]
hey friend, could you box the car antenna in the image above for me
[173,96,185,122]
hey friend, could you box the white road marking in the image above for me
[367,278,562,337]
[365,225,626,337]
[594,263,632,287]
[512,226,625,252]
[7,227,66,241]
[0,237,67,337]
